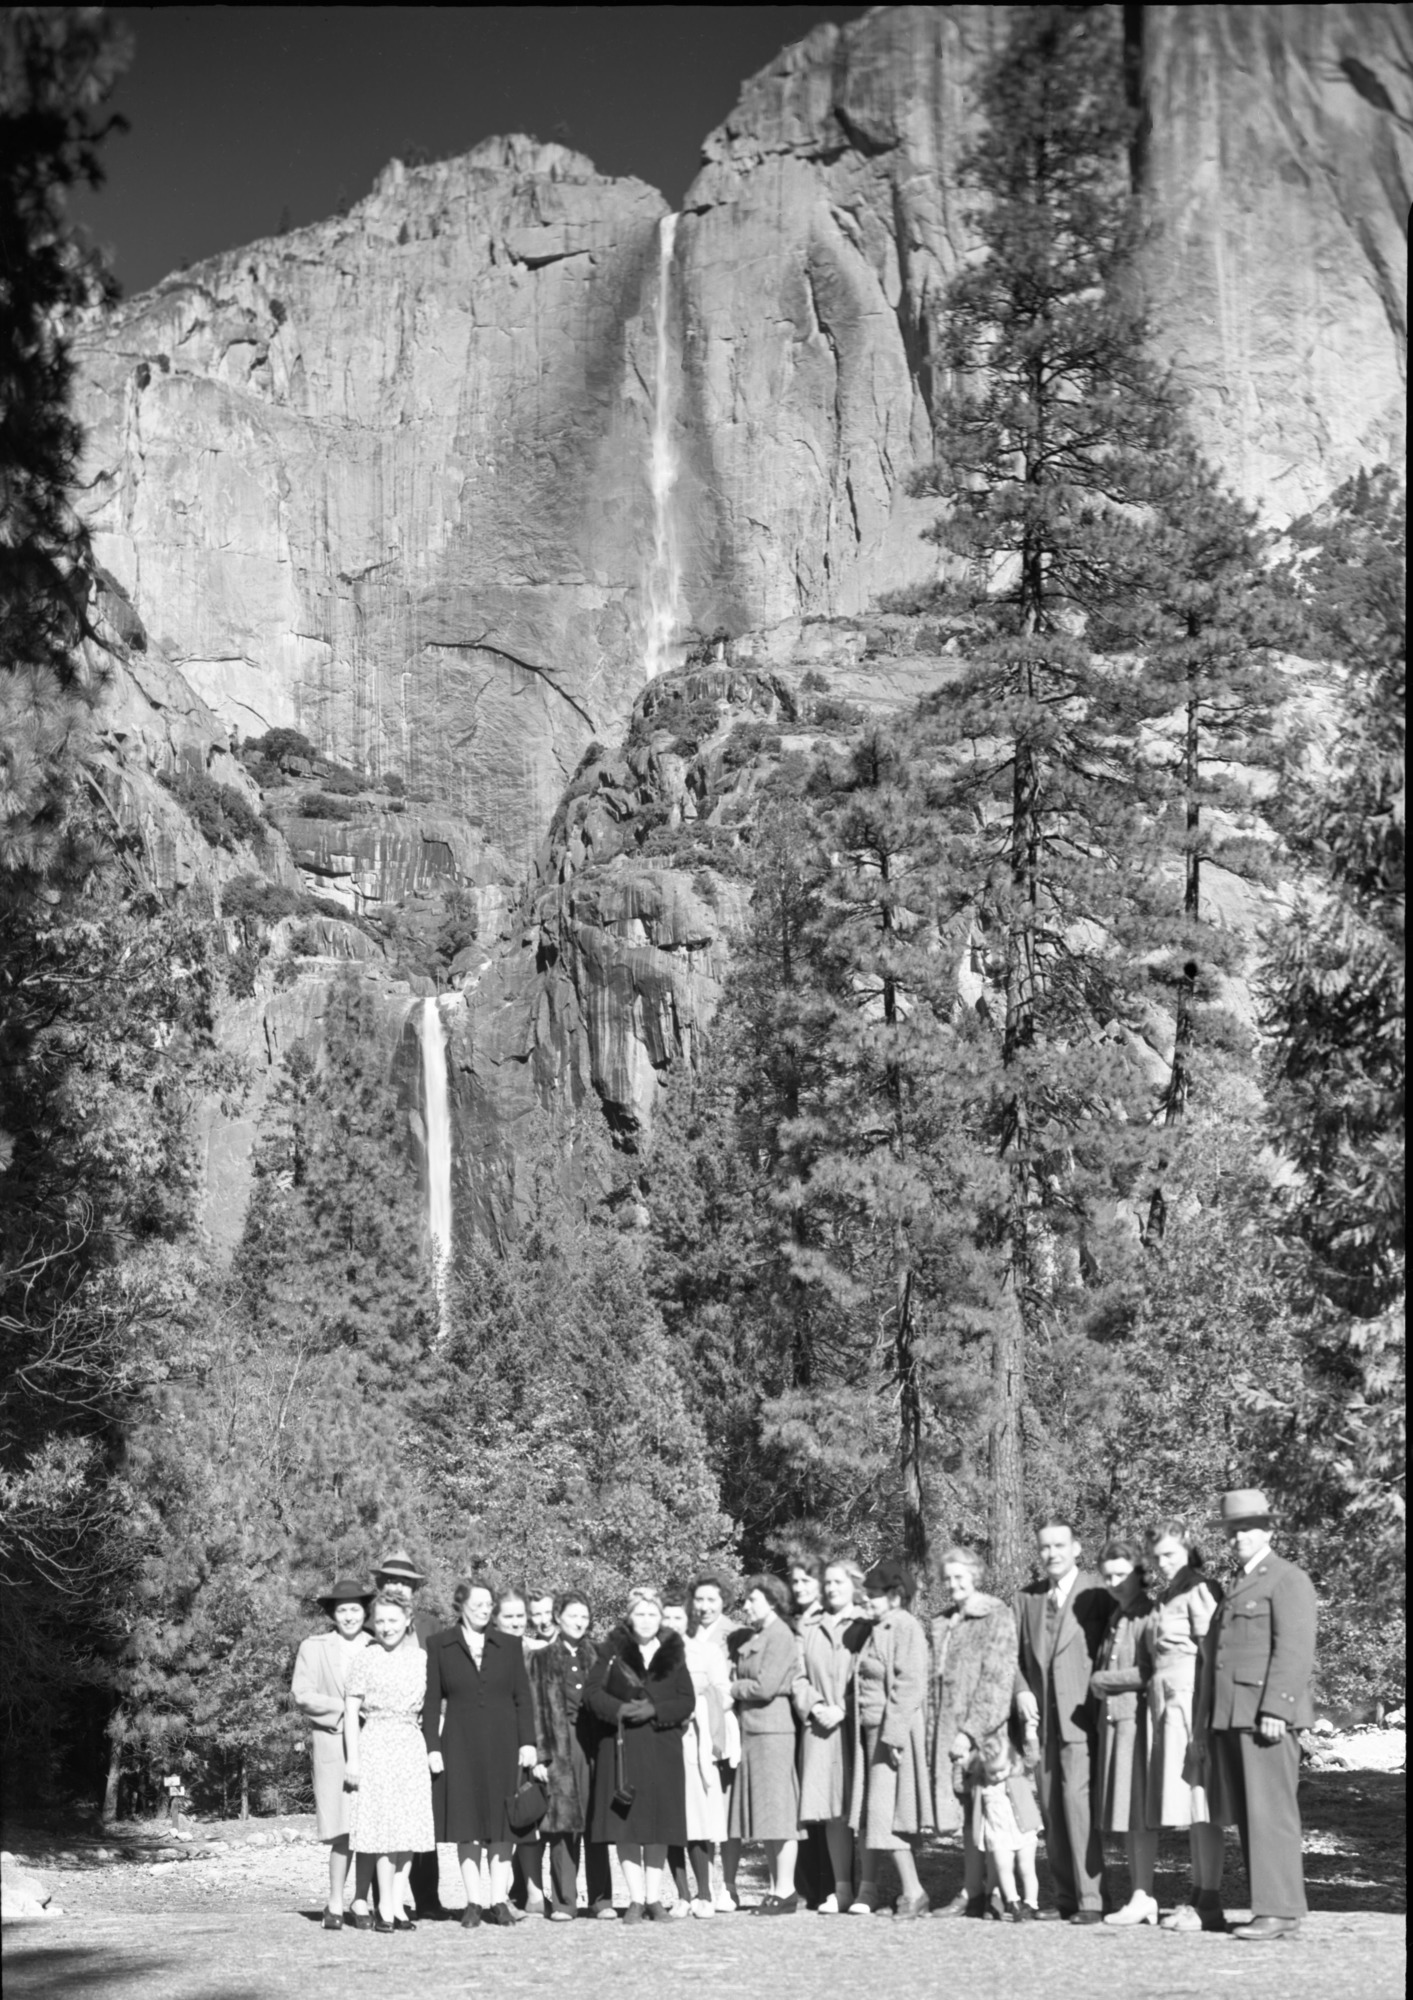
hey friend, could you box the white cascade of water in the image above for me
[643,212,681,679]
[420,996,453,1334]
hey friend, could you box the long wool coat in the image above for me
[847,1609,931,1842]
[926,1594,1018,1834]
[292,1627,370,1840]
[793,1613,871,1823]
[529,1632,600,1836]
[422,1624,535,1844]
[583,1627,695,1846]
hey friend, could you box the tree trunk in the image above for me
[100,1721,123,1826]
[895,1261,927,1568]
[239,1751,249,1820]
[988,1253,1027,1590]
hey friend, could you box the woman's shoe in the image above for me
[349,1904,374,1932]
[321,1908,344,1930]
[894,1891,930,1920]
[490,1902,516,1928]
[392,1917,416,1933]
[848,1884,880,1916]
[620,1901,645,1925]
[644,1902,670,1922]
[459,1905,483,1929]
[690,1897,714,1918]
[1104,1892,1160,1927]
[713,1886,740,1914]
[373,1916,395,1933]
[817,1894,841,1915]
[548,1906,576,1923]
[1015,1903,1039,1922]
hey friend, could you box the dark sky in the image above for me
[70,6,869,298]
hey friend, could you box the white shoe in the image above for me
[690,1898,714,1919]
[713,1887,739,1913]
[817,1894,841,1915]
[1104,1892,1160,1927]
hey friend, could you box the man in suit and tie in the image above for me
[1014,1517,1112,1922]
[1200,1488,1318,1942]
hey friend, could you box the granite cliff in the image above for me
[66,5,1407,1253]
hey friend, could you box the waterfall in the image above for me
[643,212,681,678]
[420,996,453,1335]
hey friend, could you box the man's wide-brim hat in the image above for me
[318,1577,375,1611]
[1219,1488,1273,1526]
[374,1549,426,1585]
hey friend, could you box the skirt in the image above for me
[1146,1667,1213,1829]
[1097,1712,1147,1834]
[350,1717,435,1855]
[859,1723,916,1852]
[798,1714,852,1823]
[311,1727,353,1842]
[682,1724,729,1844]
[727,1731,801,1841]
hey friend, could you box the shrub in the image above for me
[158,770,265,851]
[383,773,405,797]
[800,669,828,692]
[297,793,351,820]
[811,697,865,728]
[222,875,303,926]
[241,727,316,771]
[317,764,363,796]
[721,722,783,771]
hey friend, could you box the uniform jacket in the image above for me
[1202,1550,1318,1732]
[927,1594,1017,1833]
[1014,1571,1111,1745]
[730,1616,803,1736]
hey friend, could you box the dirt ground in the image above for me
[3,1764,1404,2000]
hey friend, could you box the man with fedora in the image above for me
[1013,1517,1112,1922]
[1199,1488,1318,1941]
[367,1550,445,1915]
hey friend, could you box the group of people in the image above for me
[291,1485,1317,1944]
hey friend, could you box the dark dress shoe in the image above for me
[620,1901,645,1925]
[459,1905,482,1929]
[1233,1916,1301,1941]
[349,1908,375,1931]
[1068,1910,1105,1925]
[644,1902,670,1922]
[393,1917,416,1932]
[321,1908,344,1930]
[1014,1903,1038,1922]
[373,1916,395,1933]
[490,1902,516,1928]
[1036,1906,1070,1922]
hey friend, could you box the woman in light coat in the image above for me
[724,1575,804,1912]
[663,1590,740,1915]
[926,1546,1019,1919]
[1090,1539,1157,1926]
[1144,1521,1227,1932]
[792,1559,871,1913]
[848,1560,931,1919]
[292,1577,372,1928]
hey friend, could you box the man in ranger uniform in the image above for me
[1202,1488,1318,1942]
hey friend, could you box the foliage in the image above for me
[295,791,355,820]
[238,728,315,772]
[157,768,265,852]
[220,874,304,928]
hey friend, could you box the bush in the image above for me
[222,875,303,926]
[811,697,865,729]
[721,722,783,772]
[297,793,351,820]
[383,773,405,798]
[241,728,316,771]
[158,769,265,851]
[317,765,364,796]
[800,669,828,692]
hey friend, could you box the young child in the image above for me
[969,1723,1043,1921]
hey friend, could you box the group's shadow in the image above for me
[1,1942,263,2000]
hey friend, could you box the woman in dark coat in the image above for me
[584,1587,695,1922]
[529,1592,614,1920]
[423,1577,538,1928]
[927,1545,1020,1920]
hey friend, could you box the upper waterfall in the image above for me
[643,212,681,679]
[420,995,453,1336]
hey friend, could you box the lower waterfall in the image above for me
[420,995,453,1335]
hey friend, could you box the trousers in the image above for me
[1037,1714,1104,1912]
[545,1830,613,1911]
[1210,1729,1306,1918]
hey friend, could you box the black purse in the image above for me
[611,1724,636,1815]
[508,1773,548,1835]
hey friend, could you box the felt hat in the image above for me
[864,1557,915,1600]
[318,1576,374,1612]
[1218,1488,1273,1527]
[373,1549,426,1585]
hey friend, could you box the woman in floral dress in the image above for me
[344,1592,435,1932]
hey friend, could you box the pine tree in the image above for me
[908,4,1186,1578]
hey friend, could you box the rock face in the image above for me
[71,8,1408,867]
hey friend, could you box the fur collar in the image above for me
[606,1626,686,1680]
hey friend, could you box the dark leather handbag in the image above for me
[610,1725,635,1814]
[507,1774,548,1835]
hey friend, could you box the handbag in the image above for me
[507,1773,548,1835]
[610,1724,636,1815]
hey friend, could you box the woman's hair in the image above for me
[1145,1520,1205,1571]
[782,1551,824,1585]
[742,1573,792,1617]
[936,1545,986,1588]
[1098,1537,1143,1568]
[688,1571,731,1601]
[555,1590,591,1621]
[495,1586,527,1615]
[823,1557,867,1595]
[626,1585,663,1616]
[660,1579,690,1611]
[368,1589,410,1619]
[452,1576,495,1615]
